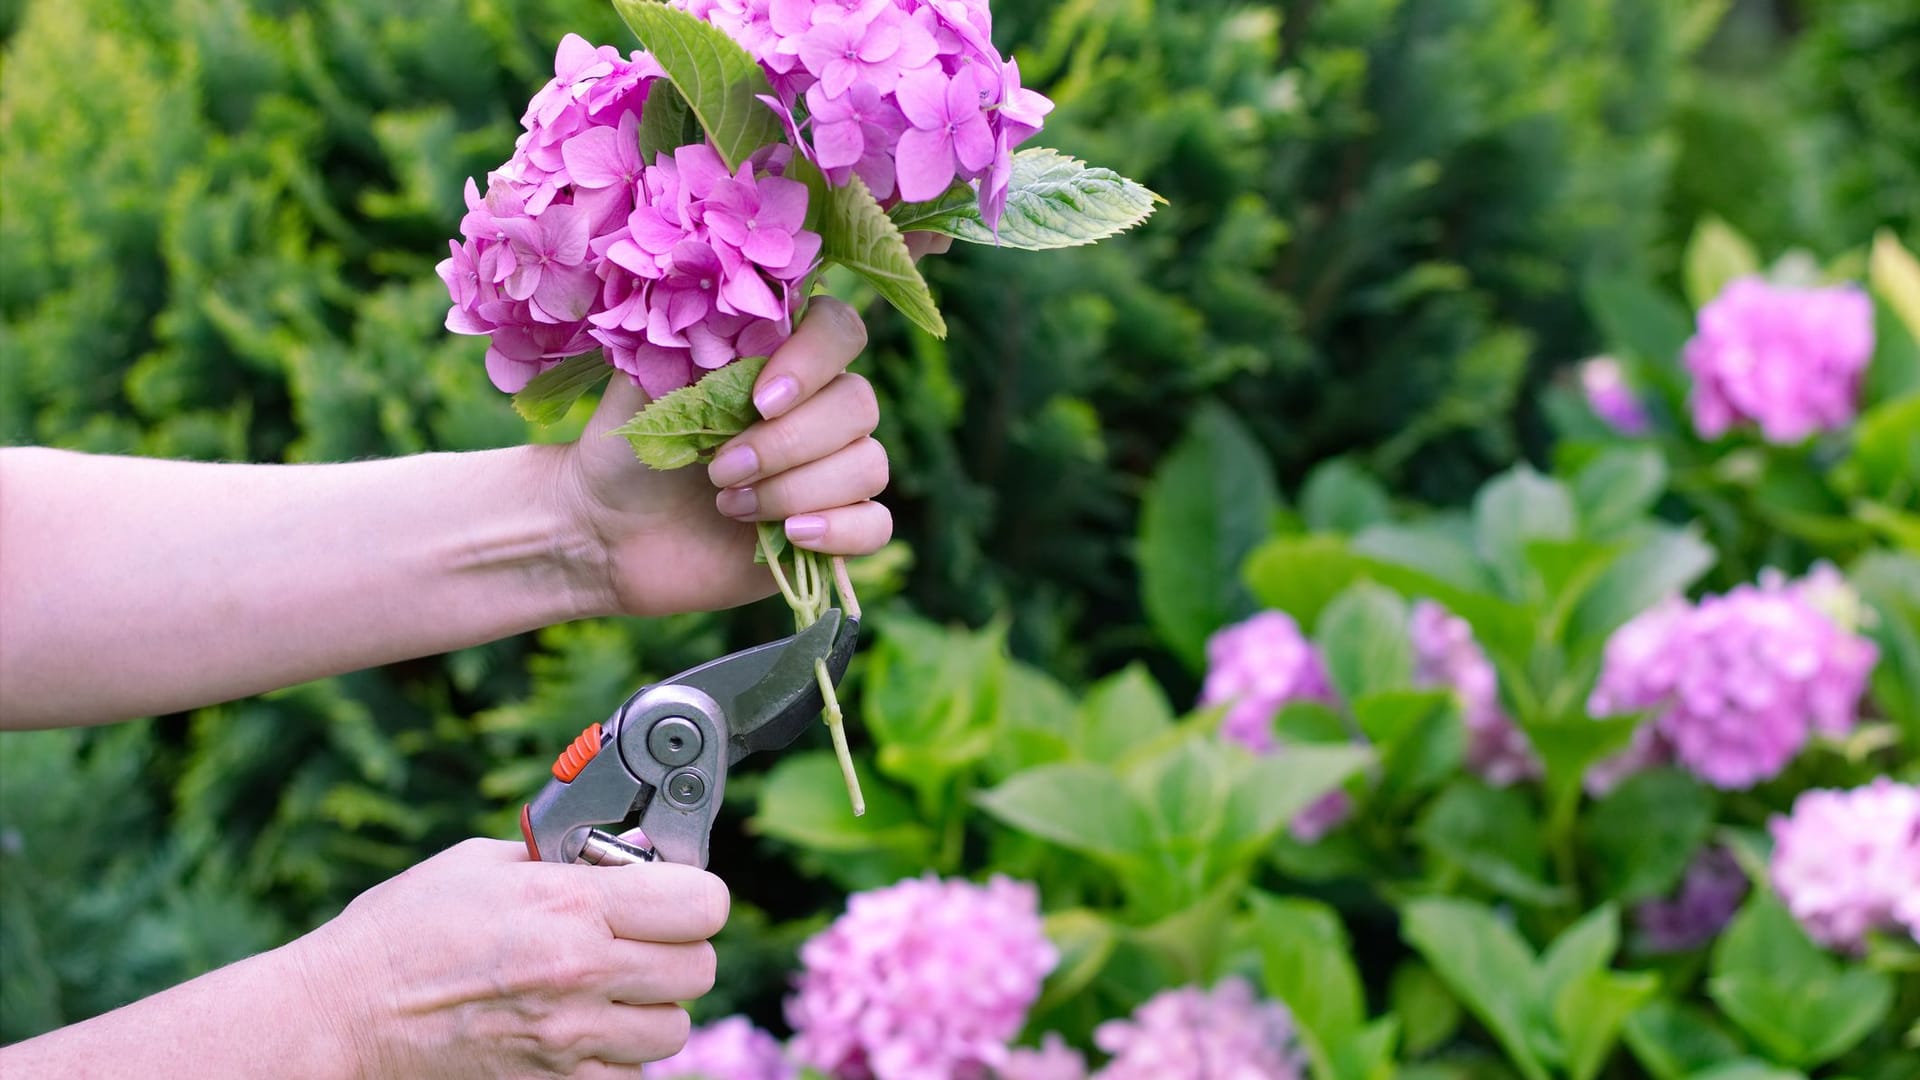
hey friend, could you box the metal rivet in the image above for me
[647,716,703,767]
[665,768,708,808]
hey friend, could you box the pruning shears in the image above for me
[520,609,859,868]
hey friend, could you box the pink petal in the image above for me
[561,127,624,188]
[813,117,866,170]
[720,268,783,321]
[894,67,950,129]
[486,346,542,393]
[756,177,809,231]
[893,126,958,201]
[769,230,822,280]
[532,264,600,323]
[539,204,591,265]
[952,114,995,173]
[684,323,739,370]
[743,227,796,269]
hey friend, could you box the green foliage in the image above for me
[611,0,781,170]
[889,149,1162,250]
[611,356,769,468]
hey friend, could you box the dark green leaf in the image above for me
[1473,467,1577,601]
[1248,893,1365,1079]
[1708,894,1896,1067]
[1140,403,1281,668]
[1390,961,1463,1056]
[1850,552,1920,745]
[609,357,766,469]
[1416,782,1568,907]
[1682,1063,1807,1080]
[1222,744,1370,861]
[1583,272,1693,389]
[1538,903,1621,1010]
[1623,999,1747,1080]
[886,148,1162,250]
[1356,689,1463,803]
[1581,769,1717,902]
[611,0,781,170]
[821,174,945,338]
[635,80,696,162]
[1572,446,1667,538]
[1034,909,1120,1015]
[510,350,612,425]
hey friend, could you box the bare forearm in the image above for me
[0,942,356,1079]
[0,446,611,728]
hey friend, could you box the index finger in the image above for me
[585,861,732,943]
[753,297,867,420]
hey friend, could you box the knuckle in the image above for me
[870,502,895,547]
[650,1005,693,1057]
[692,872,731,936]
[841,373,880,432]
[857,439,890,496]
[686,941,719,997]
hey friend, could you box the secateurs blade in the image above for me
[520,609,858,868]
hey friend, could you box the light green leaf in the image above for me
[1301,458,1393,535]
[1244,535,1369,633]
[1538,903,1620,1012]
[1555,970,1661,1080]
[1400,897,1549,1080]
[1391,962,1463,1056]
[1583,272,1693,385]
[885,148,1161,250]
[1684,216,1760,309]
[1708,894,1895,1067]
[1683,1063,1807,1080]
[1248,893,1365,1079]
[1623,999,1747,1080]
[1035,909,1119,1015]
[821,173,945,338]
[609,357,766,469]
[975,763,1151,863]
[1355,689,1462,803]
[986,661,1079,779]
[1567,526,1715,654]
[861,613,1003,790]
[748,752,933,860]
[511,350,613,425]
[1580,769,1717,902]
[1315,582,1413,702]
[1473,466,1577,601]
[1871,228,1920,344]
[1140,403,1281,669]
[611,0,781,170]
[1076,664,1175,764]
[1572,446,1667,538]
[1222,743,1370,860]
[1416,781,1568,907]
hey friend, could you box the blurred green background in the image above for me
[1,0,1914,1048]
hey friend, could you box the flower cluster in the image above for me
[1199,611,1350,841]
[1089,977,1306,1080]
[440,35,817,397]
[678,0,1053,225]
[997,1034,1092,1080]
[1409,600,1540,786]
[652,1016,796,1080]
[786,874,1056,1079]
[1586,564,1877,791]
[1633,846,1748,954]
[1578,355,1651,436]
[1684,276,1876,444]
[1769,778,1920,952]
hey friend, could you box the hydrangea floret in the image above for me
[1089,977,1306,1080]
[1409,600,1540,786]
[1632,846,1748,954]
[1769,777,1920,953]
[785,874,1057,1079]
[1684,276,1875,444]
[651,1015,797,1080]
[1586,563,1877,792]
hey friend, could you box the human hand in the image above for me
[292,838,728,1079]
[558,234,951,618]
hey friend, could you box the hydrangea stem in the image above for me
[758,525,865,815]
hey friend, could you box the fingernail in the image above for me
[709,445,758,488]
[754,375,799,419]
[785,515,827,543]
[716,487,758,518]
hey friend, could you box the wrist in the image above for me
[502,442,620,622]
[275,922,385,1080]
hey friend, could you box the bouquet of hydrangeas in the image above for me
[438,0,1159,811]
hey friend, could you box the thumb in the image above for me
[582,370,650,443]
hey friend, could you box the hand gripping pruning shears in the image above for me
[520,609,858,868]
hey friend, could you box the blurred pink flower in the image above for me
[1684,276,1874,444]
[1770,778,1920,952]
[1091,977,1304,1080]
[651,1016,796,1080]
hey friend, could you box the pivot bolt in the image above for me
[648,717,703,768]
[664,768,708,808]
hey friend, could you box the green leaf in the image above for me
[609,357,767,469]
[1580,769,1717,902]
[1301,458,1394,535]
[861,613,1003,790]
[1140,403,1281,669]
[1572,446,1667,538]
[1391,961,1463,1056]
[1400,897,1550,1080]
[1871,228,1920,345]
[1222,744,1371,861]
[1850,552,1920,745]
[819,173,945,337]
[1567,526,1715,654]
[1838,394,1920,499]
[1538,903,1621,1010]
[1864,294,1920,406]
[1708,895,1896,1067]
[987,661,1079,779]
[1244,535,1370,633]
[1683,216,1760,309]
[1623,999,1747,1080]
[1683,1063,1807,1080]
[1583,272,1693,384]
[975,763,1151,863]
[1554,969,1661,1080]
[1248,893,1366,1078]
[886,148,1161,250]
[510,351,613,425]
[1075,664,1175,764]
[635,79,697,162]
[1314,582,1413,702]
[611,0,781,170]
[1355,689,1463,803]
[1035,909,1119,1015]
[1416,781,1568,907]
[1473,467,1577,601]
[748,752,934,861]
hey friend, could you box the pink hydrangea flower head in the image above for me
[1409,600,1540,786]
[1586,565,1878,791]
[1684,276,1875,444]
[1091,977,1305,1080]
[1633,846,1748,953]
[1578,356,1651,436]
[787,874,1056,1080]
[1200,610,1350,841]
[998,1034,1089,1080]
[1769,778,1920,952]
[651,1016,797,1080]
